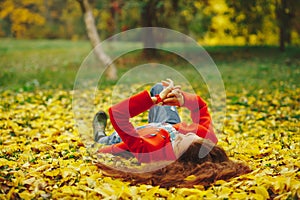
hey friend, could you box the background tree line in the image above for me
[0,0,299,51]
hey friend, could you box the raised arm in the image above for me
[108,90,154,151]
[98,90,155,155]
[99,80,175,158]
[171,91,217,144]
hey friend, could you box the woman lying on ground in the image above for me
[92,79,251,188]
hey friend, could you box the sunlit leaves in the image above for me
[0,86,299,199]
[0,0,45,38]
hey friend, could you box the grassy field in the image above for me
[0,39,299,199]
[0,39,299,92]
[0,39,90,90]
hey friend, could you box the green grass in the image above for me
[211,46,300,93]
[0,39,90,90]
[0,39,299,93]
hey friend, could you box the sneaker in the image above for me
[92,111,107,142]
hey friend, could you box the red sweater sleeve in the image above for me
[107,90,154,152]
[173,92,217,144]
[98,142,128,154]
[99,90,176,163]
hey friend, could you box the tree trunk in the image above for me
[77,0,117,80]
[279,26,285,52]
[276,0,293,52]
[140,0,158,58]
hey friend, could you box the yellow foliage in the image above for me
[0,87,299,199]
[193,2,201,10]
[181,10,193,21]
[253,186,270,199]
[0,0,45,38]
[97,10,112,31]
[0,1,14,18]
[210,0,228,14]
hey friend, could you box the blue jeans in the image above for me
[98,83,181,145]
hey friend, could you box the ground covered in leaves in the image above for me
[0,85,299,199]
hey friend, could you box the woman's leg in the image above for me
[93,111,122,145]
[97,131,122,145]
[148,83,181,124]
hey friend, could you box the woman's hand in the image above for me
[151,79,174,105]
[151,79,184,106]
[161,79,184,106]
[163,87,184,107]
[159,79,174,100]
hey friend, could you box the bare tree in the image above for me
[275,0,297,51]
[77,0,117,80]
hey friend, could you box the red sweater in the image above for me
[98,90,217,163]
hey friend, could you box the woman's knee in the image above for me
[150,83,164,96]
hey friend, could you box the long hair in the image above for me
[96,139,251,188]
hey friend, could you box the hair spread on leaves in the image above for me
[96,139,251,188]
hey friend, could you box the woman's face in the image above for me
[173,132,203,158]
